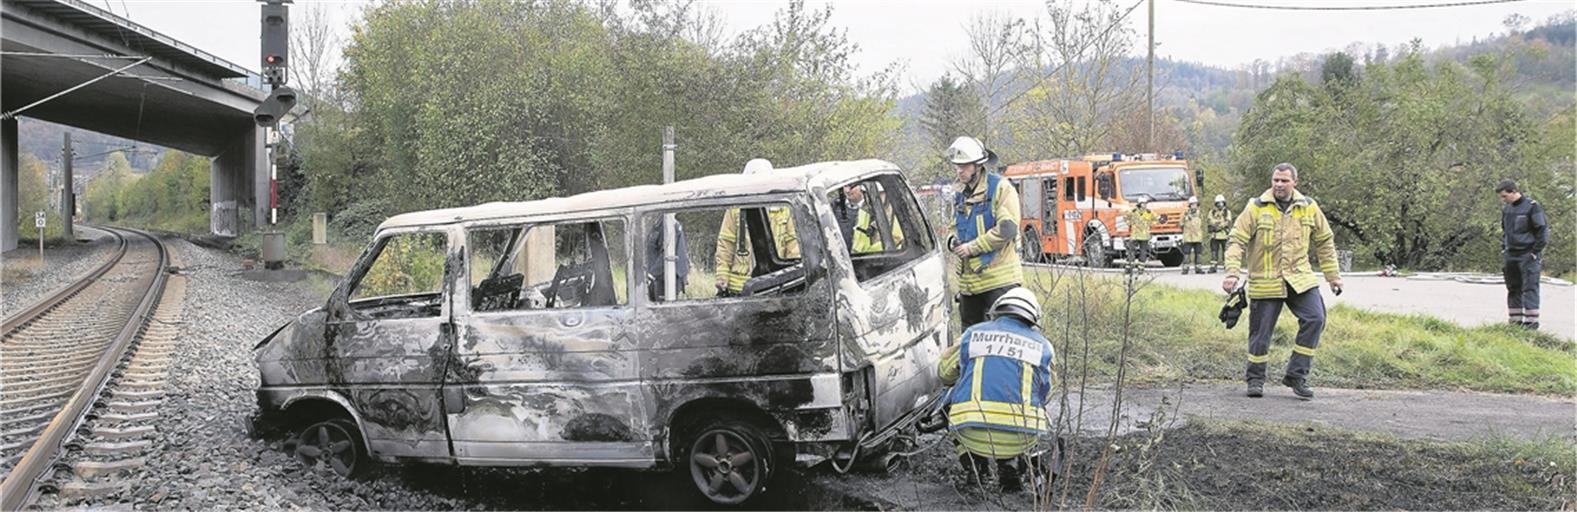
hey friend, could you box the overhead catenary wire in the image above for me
[1172,0,1527,11]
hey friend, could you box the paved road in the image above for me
[1147,271,1574,340]
[1060,383,1577,443]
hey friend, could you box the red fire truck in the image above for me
[1004,152,1200,267]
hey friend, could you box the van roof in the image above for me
[378,159,900,230]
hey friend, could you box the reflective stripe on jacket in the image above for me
[1182,207,1205,243]
[953,173,1024,295]
[1224,189,1340,299]
[714,207,799,293]
[940,317,1054,435]
[1207,206,1233,241]
[1126,208,1156,241]
[852,206,905,254]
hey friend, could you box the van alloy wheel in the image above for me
[687,421,771,505]
[295,419,365,477]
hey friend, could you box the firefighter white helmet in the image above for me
[1136,195,1151,206]
[1188,196,1199,205]
[990,287,1042,326]
[1214,194,1226,204]
[743,158,773,175]
[945,136,991,165]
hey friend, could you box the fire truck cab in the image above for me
[1004,152,1199,267]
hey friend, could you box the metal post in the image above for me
[661,126,677,301]
[267,127,278,226]
[60,134,73,240]
[1146,0,1155,152]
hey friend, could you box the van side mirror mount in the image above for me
[1097,175,1114,199]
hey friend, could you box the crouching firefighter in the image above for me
[938,287,1053,492]
[947,136,1025,329]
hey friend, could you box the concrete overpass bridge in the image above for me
[2,0,270,251]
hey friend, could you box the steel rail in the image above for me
[0,226,169,511]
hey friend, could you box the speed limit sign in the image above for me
[34,211,45,229]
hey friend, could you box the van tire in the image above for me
[681,418,776,505]
[292,418,369,478]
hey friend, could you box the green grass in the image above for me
[1020,268,1575,395]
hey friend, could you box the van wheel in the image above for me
[293,418,367,478]
[684,419,774,505]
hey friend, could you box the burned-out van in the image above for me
[254,160,949,504]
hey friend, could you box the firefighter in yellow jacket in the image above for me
[1181,196,1206,274]
[1206,194,1232,273]
[845,183,905,254]
[715,159,799,296]
[946,136,1024,328]
[1223,163,1343,400]
[938,287,1052,492]
[1125,196,1157,267]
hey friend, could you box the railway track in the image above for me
[0,226,173,509]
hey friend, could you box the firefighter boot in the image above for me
[959,454,991,489]
[1182,266,1191,275]
[1194,265,1204,274]
[997,457,1025,493]
[1209,265,1219,274]
[1246,379,1263,398]
[1282,375,1314,400]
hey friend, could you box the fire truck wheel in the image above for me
[1022,227,1043,263]
[1083,234,1109,268]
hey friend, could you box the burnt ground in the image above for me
[248,417,1575,511]
[807,419,1576,511]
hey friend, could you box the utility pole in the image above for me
[661,126,677,301]
[60,134,73,240]
[1146,0,1155,152]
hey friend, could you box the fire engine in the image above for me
[1004,152,1200,267]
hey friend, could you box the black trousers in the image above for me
[1246,284,1326,382]
[1182,242,1203,266]
[1130,240,1152,264]
[959,286,1014,329]
[1504,253,1542,324]
[1209,239,1227,267]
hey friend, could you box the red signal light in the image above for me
[265,54,284,65]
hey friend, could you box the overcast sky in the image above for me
[111,0,1574,93]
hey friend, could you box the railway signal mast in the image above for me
[254,0,295,227]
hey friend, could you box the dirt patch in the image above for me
[810,420,1575,511]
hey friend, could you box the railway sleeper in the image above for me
[80,440,153,457]
[69,456,147,480]
[55,478,131,502]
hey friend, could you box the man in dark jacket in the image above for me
[1497,179,1549,330]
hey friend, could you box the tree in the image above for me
[1007,0,1144,158]
[951,10,1031,143]
[16,154,49,233]
[1320,52,1356,87]
[917,73,985,180]
[84,152,134,221]
[1227,51,1572,274]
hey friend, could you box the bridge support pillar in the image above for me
[210,125,266,237]
[3,118,17,252]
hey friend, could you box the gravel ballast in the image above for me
[2,226,116,316]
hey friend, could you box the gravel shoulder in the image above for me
[2,226,116,316]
